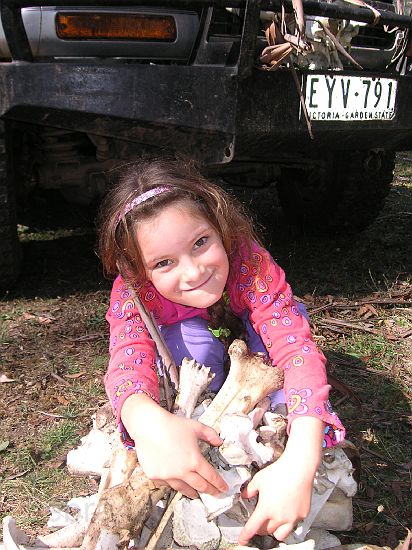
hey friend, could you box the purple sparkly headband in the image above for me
[116,186,171,225]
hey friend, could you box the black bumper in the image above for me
[0,62,411,164]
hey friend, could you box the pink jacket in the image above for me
[105,241,345,448]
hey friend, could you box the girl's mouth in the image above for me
[186,274,213,291]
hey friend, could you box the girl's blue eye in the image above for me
[194,236,207,248]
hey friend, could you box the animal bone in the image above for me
[172,498,221,550]
[199,466,251,520]
[312,488,353,531]
[80,467,168,550]
[218,413,275,467]
[172,358,214,418]
[2,515,83,550]
[198,339,284,432]
[291,446,357,541]
[248,396,271,428]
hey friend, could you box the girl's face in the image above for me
[136,202,229,308]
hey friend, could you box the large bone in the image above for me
[198,339,284,432]
[80,467,168,550]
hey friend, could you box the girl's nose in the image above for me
[181,257,202,283]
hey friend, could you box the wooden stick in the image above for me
[145,491,180,550]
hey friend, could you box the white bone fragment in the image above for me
[292,446,357,541]
[34,521,87,548]
[67,494,99,525]
[305,528,341,549]
[191,398,212,420]
[248,397,271,428]
[219,413,274,467]
[3,516,84,550]
[172,498,221,550]
[66,428,116,477]
[90,530,120,550]
[173,358,214,418]
[198,340,284,433]
[47,507,76,530]
[2,516,30,549]
[225,497,256,524]
[312,488,353,531]
[217,512,246,545]
[279,539,316,550]
[199,466,251,520]
[102,447,138,490]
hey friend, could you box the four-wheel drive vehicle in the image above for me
[0,0,412,289]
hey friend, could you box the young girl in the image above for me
[98,158,345,545]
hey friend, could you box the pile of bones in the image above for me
[1,339,358,550]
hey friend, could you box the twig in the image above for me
[360,445,406,469]
[34,410,65,418]
[307,295,412,314]
[317,317,398,340]
[116,267,179,412]
[4,469,32,480]
[59,333,105,342]
[289,61,314,139]
[145,491,180,550]
[367,407,412,419]
[50,372,71,386]
[318,21,363,69]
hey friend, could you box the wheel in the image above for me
[0,124,22,290]
[276,150,395,234]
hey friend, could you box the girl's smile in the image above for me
[137,202,229,308]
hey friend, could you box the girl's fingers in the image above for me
[272,522,296,541]
[195,421,224,447]
[182,469,227,497]
[166,478,198,499]
[238,507,268,545]
[195,458,228,494]
[241,478,259,499]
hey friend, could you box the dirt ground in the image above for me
[0,158,411,548]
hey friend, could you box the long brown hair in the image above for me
[97,157,261,286]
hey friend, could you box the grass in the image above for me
[38,420,79,459]
[0,155,411,547]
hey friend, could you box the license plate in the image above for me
[304,75,397,121]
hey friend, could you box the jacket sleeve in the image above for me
[104,275,160,447]
[227,243,345,448]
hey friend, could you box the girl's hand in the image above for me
[121,393,228,499]
[238,416,325,545]
[238,452,313,543]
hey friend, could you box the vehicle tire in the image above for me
[276,150,395,234]
[0,127,22,290]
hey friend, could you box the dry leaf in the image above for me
[56,395,70,406]
[22,312,37,321]
[64,372,86,379]
[0,374,15,383]
[38,316,55,324]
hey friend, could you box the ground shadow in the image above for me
[4,178,412,299]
